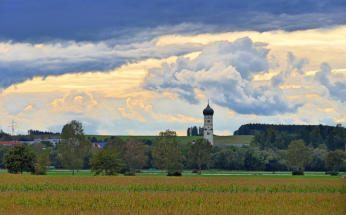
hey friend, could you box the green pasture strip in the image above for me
[214,135,254,144]
[0,182,344,193]
[2,169,343,178]
[85,135,254,145]
[86,135,204,144]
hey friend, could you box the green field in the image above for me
[1,169,344,178]
[86,134,254,145]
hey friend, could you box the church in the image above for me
[203,102,214,145]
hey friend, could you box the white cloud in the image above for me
[315,63,346,102]
[144,37,300,115]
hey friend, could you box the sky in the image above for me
[0,0,345,135]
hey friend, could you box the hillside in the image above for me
[86,135,253,146]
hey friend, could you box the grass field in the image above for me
[1,168,345,178]
[0,171,344,214]
[86,134,254,145]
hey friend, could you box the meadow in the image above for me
[0,172,344,214]
[85,135,254,145]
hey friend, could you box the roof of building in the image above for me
[0,141,22,145]
[203,104,214,115]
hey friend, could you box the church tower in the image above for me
[203,102,214,145]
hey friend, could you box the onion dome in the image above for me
[203,104,214,115]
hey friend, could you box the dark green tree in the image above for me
[152,130,184,176]
[0,145,9,168]
[286,140,312,175]
[307,148,327,171]
[264,149,286,172]
[57,120,91,175]
[189,139,212,174]
[310,126,324,148]
[244,148,266,170]
[90,149,122,175]
[325,150,345,174]
[4,144,36,174]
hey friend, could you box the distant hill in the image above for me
[233,123,343,135]
[86,135,253,146]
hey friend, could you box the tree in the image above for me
[310,126,324,148]
[104,136,127,173]
[4,144,36,174]
[325,150,345,174]
[57,120,91,175]
[123,138,148,175]
[264,149,286,172]
[104,136,126,154]
[90,149,122,175]
[152,130,184,176]
[189,139,212,174]
[244,147,266,171]
[34,151,50,175]
[286,140,312,175]
[307,148,327,171]
[0,145,9,168]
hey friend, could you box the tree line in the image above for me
[0,121,345,175]
[187,126,204,136]
[236,123,345,151]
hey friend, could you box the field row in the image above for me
[0,191,343,215]
[0,175,344,193]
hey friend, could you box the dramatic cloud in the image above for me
[1,0,345,42]
[144,37,300,115]
[0,40,198,88]
[1,25,345,134]
[315,63,346,102]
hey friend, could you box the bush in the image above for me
[325,171,339,176]
[34,152,50,175]
[124,171,136,176]
[167,170,182,176]
[192,169,201,174]
[292,170,304,175]
[4,144,36,174]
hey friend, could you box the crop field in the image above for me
[0,175,344,214]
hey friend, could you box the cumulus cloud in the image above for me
[271,52,309,87]
[315,63,346,102]
[144,37,301,115]
[49,92,98,113]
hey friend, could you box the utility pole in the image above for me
[8,120,17,136]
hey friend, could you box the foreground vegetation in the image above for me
[1,120,345,178]
[0,175,344,214]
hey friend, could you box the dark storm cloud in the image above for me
[0,40,200,89]
[1,0,345,42]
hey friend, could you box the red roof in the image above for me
[0,141,22,145]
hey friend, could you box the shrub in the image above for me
[167,170,182,176]
[292,170,304,175]
[4,144,36,174]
